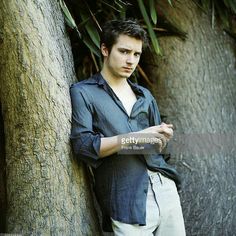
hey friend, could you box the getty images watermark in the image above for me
[117,132,236,155]
[118,133,163,154]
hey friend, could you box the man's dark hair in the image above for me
[100,19,148,52]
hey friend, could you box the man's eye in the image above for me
[120,50,127,54]
[134,53,141,57]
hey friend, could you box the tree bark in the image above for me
[146,0,236,235]
[0,104,6,233]
[0,0,101,235]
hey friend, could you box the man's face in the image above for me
[101,34,142,79]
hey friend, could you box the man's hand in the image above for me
[136,123,174,152]
[159,123,174,141]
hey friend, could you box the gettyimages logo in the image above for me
[118,133,163,154]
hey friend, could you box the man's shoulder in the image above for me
[70,74,98,90]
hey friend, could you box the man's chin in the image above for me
[120,72,133,79]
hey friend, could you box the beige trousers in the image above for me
[111,170,186,236]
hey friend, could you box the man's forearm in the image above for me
[99,136,120,158]
[99,124,173,158]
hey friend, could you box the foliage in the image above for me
[60,0,180,83]
[60,0,235,82]
[194,0,236,37]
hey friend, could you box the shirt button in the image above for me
[144,189,147,194]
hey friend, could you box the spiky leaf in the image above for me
[138,0,161,55]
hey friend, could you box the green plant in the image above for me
[194,0,236,36]
[60,0,178,82]
[59,0,235,82]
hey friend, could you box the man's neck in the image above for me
[100,68,128,88]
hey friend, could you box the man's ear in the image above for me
[101,43,109,57]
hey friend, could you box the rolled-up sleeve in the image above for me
[70,85,103,167]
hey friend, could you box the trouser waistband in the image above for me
[147,169,163,184]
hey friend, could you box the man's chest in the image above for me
[111,86,137,117]
[116,92,137,117]
[90,90,150,133]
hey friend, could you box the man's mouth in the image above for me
[123,67,133,71]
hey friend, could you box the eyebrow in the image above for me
[118,47,142,54]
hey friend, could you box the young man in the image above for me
[70,19,186,235]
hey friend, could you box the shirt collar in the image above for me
[127,79,145,97]
[92,73,145,97]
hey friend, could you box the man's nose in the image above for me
[126,55,135,64]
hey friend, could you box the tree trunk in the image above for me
[0,104,6,232]
[146,0,236,235]
[0,0,101,235]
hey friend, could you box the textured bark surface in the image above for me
[0,105,6,232]
[0,0,101,235]
[146,0,236,235]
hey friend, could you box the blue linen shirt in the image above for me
[70,73,181,232]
